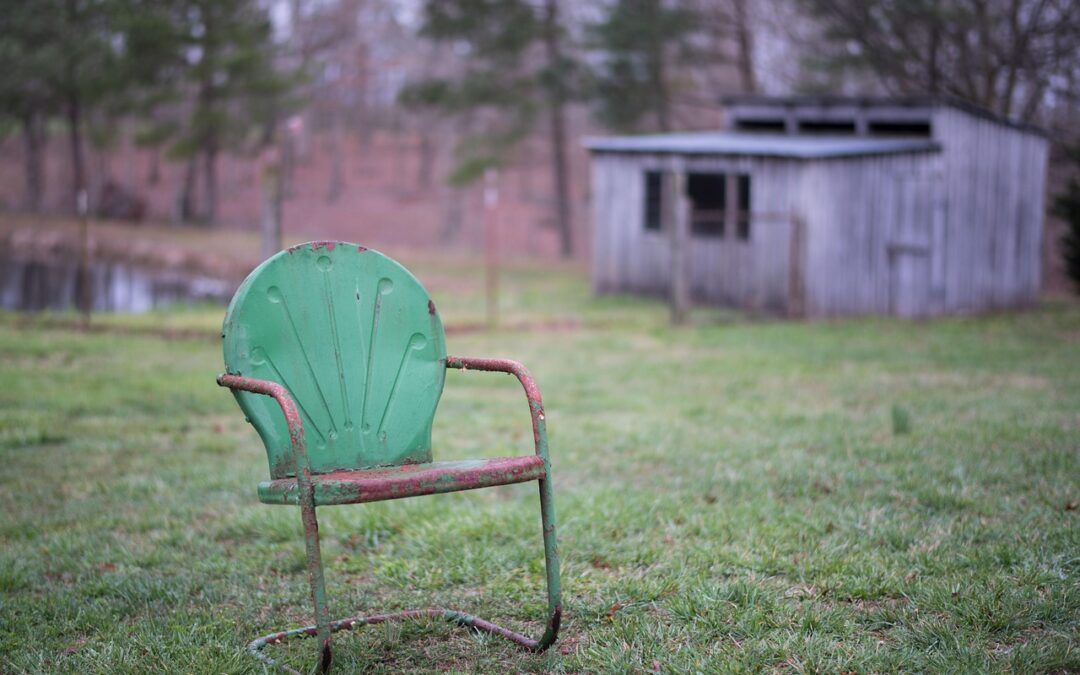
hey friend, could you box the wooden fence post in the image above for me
[670,168,690,325]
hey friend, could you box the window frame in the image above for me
[643,170,665,232]
[638,169,752,241]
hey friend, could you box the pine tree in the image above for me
[166,0,294,224]
[588,0,698,133]
[1054,145,1080,294]
[401,0,580,257]
[0,0,57,211]
[0,0,122,214]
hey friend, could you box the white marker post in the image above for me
[484,168,500,329]
[77,189,91,328]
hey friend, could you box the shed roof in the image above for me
[584,132,941,159]
[719,94,1047,137]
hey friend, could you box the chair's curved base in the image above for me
[248,606,561,674]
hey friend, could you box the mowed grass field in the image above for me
[1,255,1078,673]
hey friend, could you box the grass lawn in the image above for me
[1,258,1078,673]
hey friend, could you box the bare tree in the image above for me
[799,0,1080,124]
[691,0,758,95]
[402,0,581,257]
[541,0,574,257]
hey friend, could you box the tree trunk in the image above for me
[282,130,295,199]
[176,154,198,224]
[67,93,86,215]
[326,112,343,203]
[927,23,940,93]
[21,112,45,212]
[261,148,284,259]
[203,146,218,224]
[417,126,434,190]
[542,0,574,258]
[732,0,757,93]
[67,82,91,324]
[147,147,161,186]
[650,36,671,131]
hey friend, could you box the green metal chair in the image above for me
[217,241,561,673]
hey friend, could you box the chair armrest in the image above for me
[216,374,312,475]
[445,356,549,461]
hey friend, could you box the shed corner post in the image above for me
[668,157,691,325]
[787,212,807,318]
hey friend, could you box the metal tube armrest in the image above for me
[216,374,312,478]
[445,356,549,461]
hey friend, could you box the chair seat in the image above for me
[258,455,546,506]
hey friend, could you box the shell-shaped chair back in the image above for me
[222,242,446,478]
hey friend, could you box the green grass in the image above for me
[1,262,1078,674]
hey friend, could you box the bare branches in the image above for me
[800,0,1080,124]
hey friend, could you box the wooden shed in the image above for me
[585,95,1049,317]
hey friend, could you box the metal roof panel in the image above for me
[584,133,942,158]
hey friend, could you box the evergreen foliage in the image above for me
[1053,145,1080,294]
[587,0,698,133]
[400,0,580,185]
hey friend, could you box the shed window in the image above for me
[688,173,727,237]
[643,171,664,231]
[868,120,932,137]
[640,170,752,240]
[798,120,856,134]
[735,118,786,133]
[736,174,751,240]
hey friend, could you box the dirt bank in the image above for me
[0,213,262,282]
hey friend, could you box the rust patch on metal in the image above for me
[260,456,546,506]
[541,604,562,651]
[428,299,436,315]
[319,639,332,673]
[217,374,305,449]
[247,605,555,672]
[309,240,337,252]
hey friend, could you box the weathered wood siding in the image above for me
[590,153,802,312]
[931,107,1048,312]
[589,102,1048,317]
[799,151,944,317]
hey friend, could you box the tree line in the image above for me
[2,0,1078,260]
[1,0,293,223]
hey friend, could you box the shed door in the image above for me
[888,176,940,317]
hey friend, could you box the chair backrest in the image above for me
[222,241,447,478]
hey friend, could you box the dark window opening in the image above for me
[643,171,663,231]
[641,171,752,239]
[736,174,751,240]
[868,120,932,137]
[734,118,786,133]
[798,119,857,134]
[688,173,727,237]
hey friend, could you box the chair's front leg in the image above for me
[217,374,333,672]
[300,495,333,673]
[536,472,562,650]
[444,357,562,650]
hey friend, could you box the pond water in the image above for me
[0,255,235,313]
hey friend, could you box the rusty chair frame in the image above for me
[217,356,560,673]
